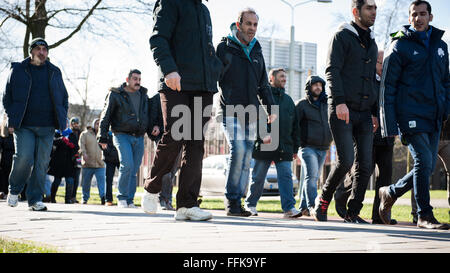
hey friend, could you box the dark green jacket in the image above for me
[252,87,299,162]
[149,0,222,92]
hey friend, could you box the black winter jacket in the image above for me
[216,36,275,116]
[326,22,378,114]
[295,76,332,151]
[98,83,149,143]
[150,0,222,92]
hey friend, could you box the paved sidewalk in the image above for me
[1,200,449,253]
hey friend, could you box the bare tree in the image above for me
[373,0,409,50]
[0,0,155,60]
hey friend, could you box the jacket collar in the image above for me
[338,22,375,40]
[392,24,444,45]
[19,56,57,72]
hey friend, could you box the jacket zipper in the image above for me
[18,67,33,128]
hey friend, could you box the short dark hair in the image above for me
[269,68,286,80]
[351,0,366,11]
[128,69,141,79]
[237,8,259,24]
[409,0,432,15]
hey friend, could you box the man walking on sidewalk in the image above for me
[3,37,68,211]
[378,0,450,230]
[312,0,379,223]
[141,0,222,221]
[296,75,333,217]
[98,69,149,208]
[216,8,276,217]
[80,119,106,205]
[245,68,300,218]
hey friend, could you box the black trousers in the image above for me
[105,161,119,202]
[144,90,213,209]
[321,108,373,216]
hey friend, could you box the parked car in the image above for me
[200,154,299,197]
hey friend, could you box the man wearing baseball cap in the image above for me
[2,37,69,211]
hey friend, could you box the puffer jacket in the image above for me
[380,25,450,137]
[2,57,68,130]
[98,83,149,143]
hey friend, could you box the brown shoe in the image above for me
[378,186,396,225]
[105,202,113,206]
[417,213,450,230]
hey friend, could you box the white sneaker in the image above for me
[29,201,47,211]
[283,207,302,218]
[141,191,159,214]
[175,207,212,221]
[118,200,128,208]
[247,206,258,216]
[7,194,18,207]
[127,203,137,208]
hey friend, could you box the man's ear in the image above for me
[352,7,359,20]
[429,13,433,23]
[236,21,241,31]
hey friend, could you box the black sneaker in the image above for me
[344,214,369,224]
[311,198,329,222]
[372,218,398,225]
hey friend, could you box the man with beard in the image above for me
[3,37,68,211]
[98,69,149,208]
[245,68,300,218]
[379,0,450,230]
[312,0,379,223]
[295,75,333,217]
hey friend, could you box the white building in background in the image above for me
[258,37,317,102]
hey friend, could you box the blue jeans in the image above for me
[222,117,256,201]
[389,131,440,217]
[8,126,54,205]
[81,167,106,202]
[298,147,327,210]
[246,160,296,212]
[113,134,144,204]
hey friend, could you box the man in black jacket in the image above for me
[296,76,333,217]
[142,0,222,221]
[216,8,276,217]
[312,0,379,223]
[333,50,397,225]
[99,69,149,208]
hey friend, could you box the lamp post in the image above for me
[280,0,332,98]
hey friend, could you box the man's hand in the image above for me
[8,127,14,134]
[262,135,272,144]
[336,103,349,124]
[267,114,277,124]
[372,116,379,133]
[151,126,160,136]
[293,153,298,160]
[164,71,181,92]
[99,143,107,150]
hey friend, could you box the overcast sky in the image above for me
[1,0,449,114]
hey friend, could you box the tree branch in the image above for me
[48,0,103,49]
